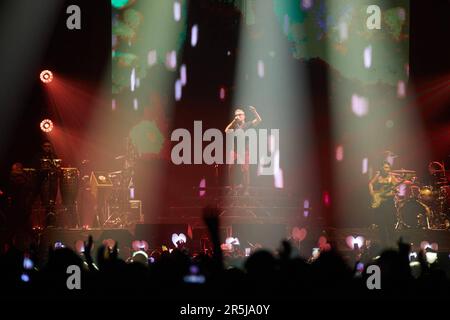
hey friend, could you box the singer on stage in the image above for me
[224,106,262,196]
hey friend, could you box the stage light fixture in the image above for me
[40,70,53,83]
[40,119,54,133]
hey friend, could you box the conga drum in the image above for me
[60,168,80,205]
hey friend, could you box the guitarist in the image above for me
[368,161,400,246]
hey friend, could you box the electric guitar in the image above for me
[370,180,403,208]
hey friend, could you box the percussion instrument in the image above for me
[60,167,80,205]
[419,185,435,203]
[397,199,431,229]
[40,158,62,170]
[22,168,37,191]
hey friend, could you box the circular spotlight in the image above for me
[40,70,53,83]
[40,119,53,133]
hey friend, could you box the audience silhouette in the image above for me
[0,206,449,301]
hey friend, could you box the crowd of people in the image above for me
[0,207,449,302]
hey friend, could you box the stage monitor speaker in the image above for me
[129,200,143,223]
[232,223,287,249]
[135,223,190,249]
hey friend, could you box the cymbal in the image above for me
[109,170,122,175]
[392,169,416,174]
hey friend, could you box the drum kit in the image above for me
[23,151,138,228]
[86,138,139,228]
[19,159,81,228]
[393,165,450,230]
[22,138,140,229]
[41,158,81,227]
[101,168,136,228]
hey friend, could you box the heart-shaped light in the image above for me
[291,227,307,242]
[318,236,331,251]
[420,241,430,250]
[132,240,149,251]
[420,241,438,251]
[102,238,116,250]
[318,236,327,246]
[345,236,364,249]
[225,237,240,246]
[172,233,187,247]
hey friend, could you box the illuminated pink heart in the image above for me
[102,238,116,250]
[172,233,187,247]
[317,236,331,251]
[420,241,431,250]
[318,236,327,246]
[318,236,331,251]
[291,227,307,242]
[345,236,364,249]
[132,240,149,251]
[420,241,438,251]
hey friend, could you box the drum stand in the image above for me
[103,175,131,228]
[103,210,125,227]
[394,199,431,230]
[103,203,128,228]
